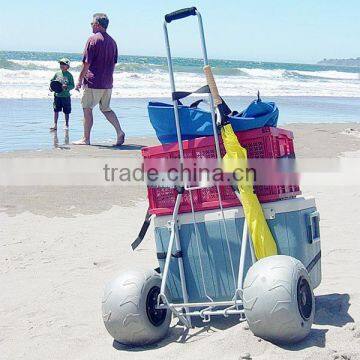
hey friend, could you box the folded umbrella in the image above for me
[221,123,278,259]
[203,65,278,260]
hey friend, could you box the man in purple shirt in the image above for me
[74,13,125,146]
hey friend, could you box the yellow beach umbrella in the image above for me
[204,65,277,260]
[221,123,277,259]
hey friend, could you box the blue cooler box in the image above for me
[154,197,321,303]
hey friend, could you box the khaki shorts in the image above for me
[81,88,113,112]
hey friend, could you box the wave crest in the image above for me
[0,54,359,98]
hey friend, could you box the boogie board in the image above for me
[50,80,63,94]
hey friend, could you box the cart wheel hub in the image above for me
[297,277,312,320]
[146,286,167,327]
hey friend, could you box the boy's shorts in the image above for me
[81,88,112,112]
[53,96,71,114]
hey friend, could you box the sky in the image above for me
[1,0,359,63]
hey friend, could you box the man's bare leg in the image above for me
[64,114,70,129]
[73,108,93,145]
[102,110,125,146]
[50,112,59,131]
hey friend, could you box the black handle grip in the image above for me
[165,7,197,23]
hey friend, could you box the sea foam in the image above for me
[0,56,359,99]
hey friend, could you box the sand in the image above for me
[1,123,360,360]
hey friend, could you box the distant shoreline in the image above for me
[318,57,360,68]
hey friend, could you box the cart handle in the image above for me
[165,7,197,23]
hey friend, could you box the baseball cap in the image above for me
[58,58,70,66]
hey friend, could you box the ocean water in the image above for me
[0,51,360,152]
[1,50,360,99]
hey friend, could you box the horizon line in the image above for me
[0,49,323,66]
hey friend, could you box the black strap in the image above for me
[172,85,210,101]
[131,209,152,250]
[156,251,183,259]
[175,185,185,194]
[173,250,183,258]
[157,252,167,260]
[190,99,205,108]
[306,251,321,273]
[218,101,232,117]
[172,85,233,122]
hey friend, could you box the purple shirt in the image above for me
[82,32,118,89]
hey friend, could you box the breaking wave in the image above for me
[0,51,359,98]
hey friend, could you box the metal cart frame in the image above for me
[157,7,255,328]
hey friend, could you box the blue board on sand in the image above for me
[154,197,321,303]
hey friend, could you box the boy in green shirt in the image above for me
[50,58,74,131]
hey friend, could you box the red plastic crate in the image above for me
[142,127,301,216]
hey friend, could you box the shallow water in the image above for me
[1,96,360,152]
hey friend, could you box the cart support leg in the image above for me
[173,221,192,327]
[237,219,249,294]
[159,193,192,327]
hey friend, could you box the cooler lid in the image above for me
[154,197,316,227]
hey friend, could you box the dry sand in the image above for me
[1,123,360,360]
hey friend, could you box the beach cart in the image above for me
[102,7,322,346]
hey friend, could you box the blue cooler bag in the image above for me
[148,99,279,144]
